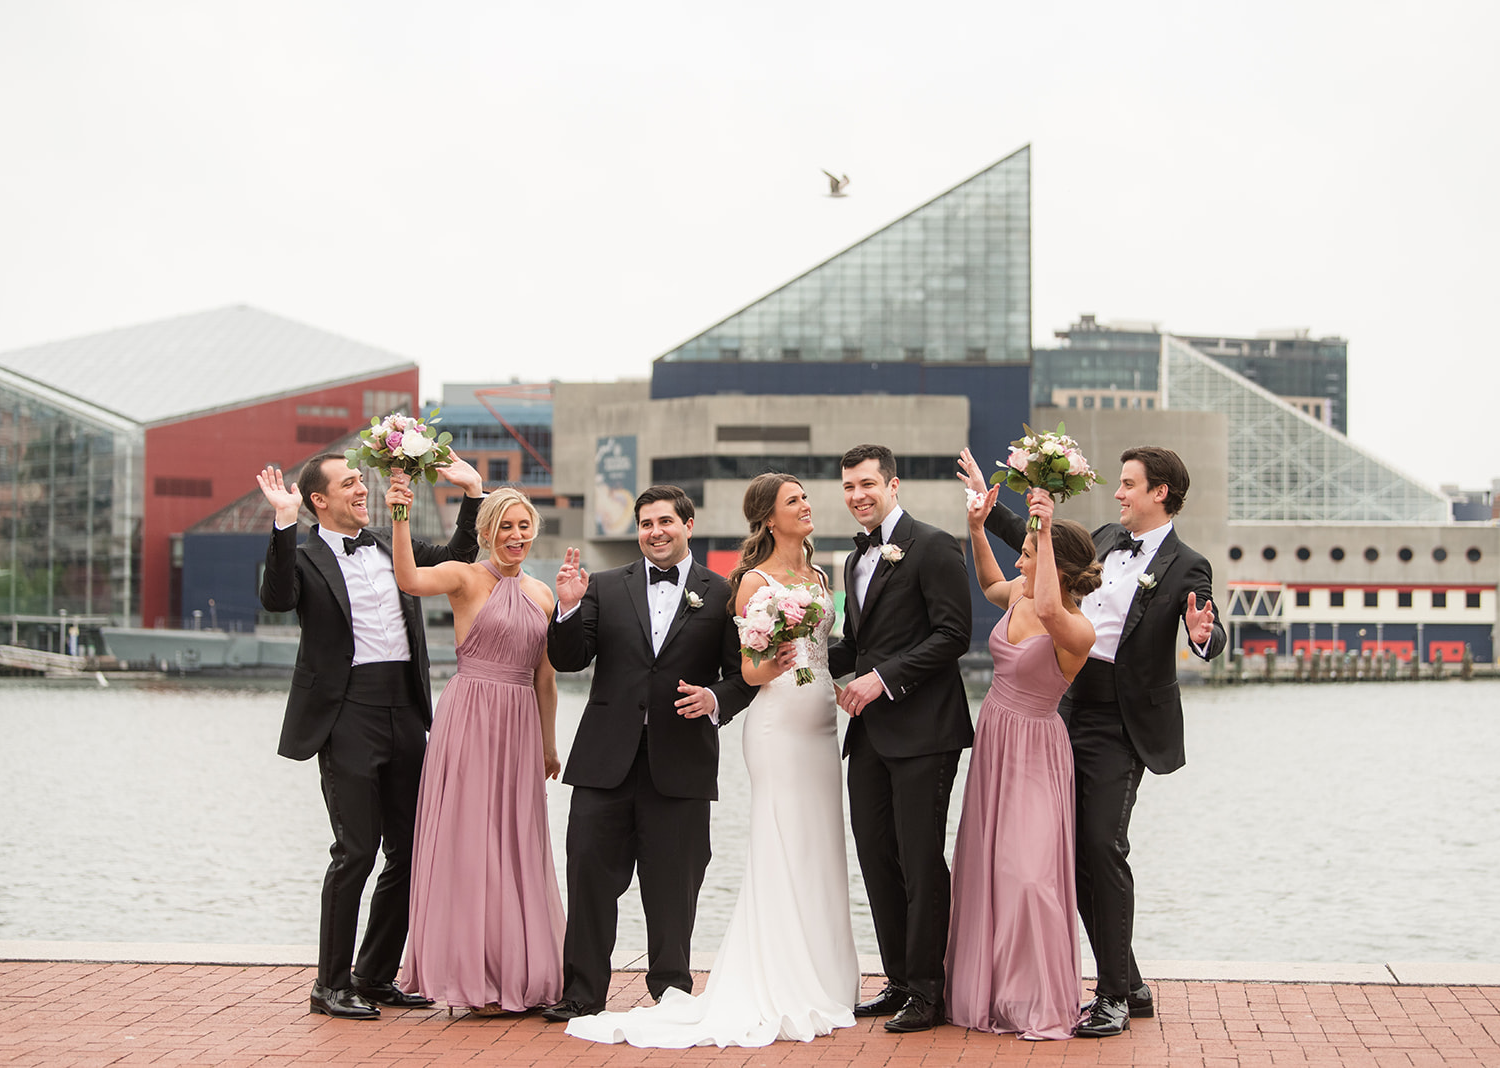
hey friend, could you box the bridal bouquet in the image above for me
[987,422,1104,530]
[345,409,455,521]
[735,583,827,685]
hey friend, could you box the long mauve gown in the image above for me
[945,603,1081,1040]
[399,563,565,1010]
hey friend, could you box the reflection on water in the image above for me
[0,677,1496,962]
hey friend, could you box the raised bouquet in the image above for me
[988,422,1104,530]
[345,409,455,521]
[735,582,827,685]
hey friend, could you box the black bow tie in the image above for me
[1113,530,1144,557]
[649,565,678,585]
[853,528,884,554]
[343,530,377,555]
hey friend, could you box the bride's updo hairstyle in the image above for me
[477,486,540,555]
[727,472,813,608]
[1047,519,1104,598]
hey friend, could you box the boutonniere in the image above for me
[879,543,905,564]
[684,591,704,610]
[1138,573,1157,591]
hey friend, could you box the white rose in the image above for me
[400,431,435,459]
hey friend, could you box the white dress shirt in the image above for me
[315,525,411,664]
[1079,522,1172,663]
[851,506,904,608]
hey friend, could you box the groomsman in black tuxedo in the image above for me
[257,452,484,1019]
[979,445,1225,1037]
[541,485,756,1022]
[828,444,972,1033]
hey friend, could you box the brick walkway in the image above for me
[2,961,1497,1066]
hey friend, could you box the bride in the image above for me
[566,472,860,1048]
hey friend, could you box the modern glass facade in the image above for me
[659,145,1031,366]
[0,378,144,639]
[1162,337,1447,522]
[1036,315,1350,433]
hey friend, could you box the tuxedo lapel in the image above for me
[621,561,653,649]
[658,564,709,655]
[304,526,353,629]
[842,550,861,637]
[1119,530,1180,648]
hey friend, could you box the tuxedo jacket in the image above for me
[827,510,974,759]
[985,504,1227,774]
[261,496,482,762]
[547,558,755,801]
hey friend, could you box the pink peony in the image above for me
[1007,448,1031,470]
[385,430,403,451]
[781,602,807,627]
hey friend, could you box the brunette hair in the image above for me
[634,484,695,523]
[298,453,354,519]
[1045,519,1104,598]
[727,473,812,607]
[839,443,897,483]
[476,487,540,554]
[1121,445,1190,516]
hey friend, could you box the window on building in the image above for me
[1146,398,1155,409]
[1296,546,1311,561]
[1398,591,1412,608]
[1433,547,1448,562]
[1101,396,1115,410]
[1466,591,1482,608]
[363,390,413,419]
[781,347,802,361]
[842,347,863,362]
[965,347,987,362]
[720,347,741,361]
[1467,547,1483,562]
[1262,546,1277,561]
[1432,591,1447,608]
[1228,546,1243,560]
[1329,590,1344,607]
[1364,590,1378,607]
[487,458,510,482]
[1330,547,1345,561]
[154,477,212,498]
[1364,547,1379,562]
[1398,547,1413,562]
[903,347,925,362]
[1067,397,1078,408]
[1295,590,1310,607]
[1083,396,1096,409]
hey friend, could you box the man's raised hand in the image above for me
[555,546,589,615]
[1186,592,1216,646]
[256,465,302,526]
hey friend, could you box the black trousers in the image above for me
[845,719,961,1005]
[561,730,711,1012]
[314,663,427,990]
[1062,659,1146,998]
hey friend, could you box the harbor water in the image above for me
[0,677,1495,963]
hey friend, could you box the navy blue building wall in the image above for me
[181,532,271,631]
[652,360,1033,649]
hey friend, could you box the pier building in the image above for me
[0,306,421,642]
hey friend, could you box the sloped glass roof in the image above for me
[658,146,1031,365]
[1163,336,1448,522]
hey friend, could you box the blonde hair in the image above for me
[477,487,540,553]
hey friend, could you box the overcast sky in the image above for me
[2,1,1496,487]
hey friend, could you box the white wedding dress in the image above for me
[566,570,859,1048]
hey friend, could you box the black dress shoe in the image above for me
[1075,994,1129,1038]
[539,998,598,1023]
[309,983,380,1020]
[352,975,435,1008]
[883,994,940,1033]
[1082,982,1153,1019]
[853,983,908,1018]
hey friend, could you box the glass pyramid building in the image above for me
[659,145,1031,366]
[1163,336,1448,522]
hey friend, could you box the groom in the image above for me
[542,485,756,1021]
[984,445,1225,1037]
[829,444,972,1033]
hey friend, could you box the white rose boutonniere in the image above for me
[1138,573,1157,591]
[684,591,704,610]
[879,543,905,564]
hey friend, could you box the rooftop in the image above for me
[0,305,415,426]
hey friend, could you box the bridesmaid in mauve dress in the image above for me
[945,481,1102,1040]
[386,477,565,1015]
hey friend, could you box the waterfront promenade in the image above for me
[3,945,1497,1066]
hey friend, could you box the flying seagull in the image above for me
[822,170,850,197]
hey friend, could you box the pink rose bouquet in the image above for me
[989,421,1104,530]
[345,409,455,521]
[734,582,827,685]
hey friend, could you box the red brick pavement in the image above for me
[2,962,1497,1066]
